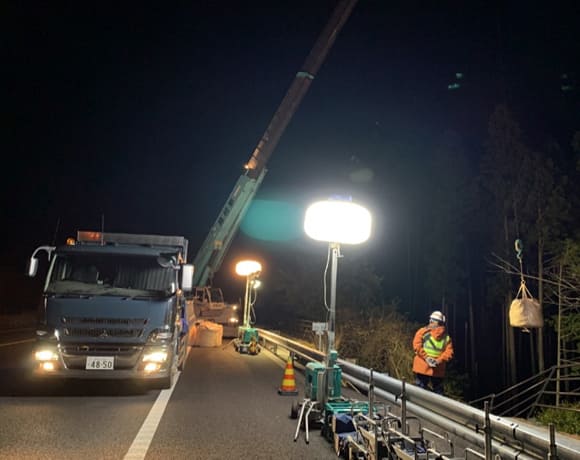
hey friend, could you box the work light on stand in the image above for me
[303,198,372,403]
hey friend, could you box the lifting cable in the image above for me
[515,238,525,286]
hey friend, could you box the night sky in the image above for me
[3,1,579,307]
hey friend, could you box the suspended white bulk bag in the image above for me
[193,321,223,347]
[509,282,543,329]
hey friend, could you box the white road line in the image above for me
[123,371,181,460]
[123,345,192,460]
[122,348,288,459]
[0,338,35,347]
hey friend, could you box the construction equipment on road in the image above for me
[294,370,473,460]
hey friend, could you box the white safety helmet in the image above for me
[429,310,446,324]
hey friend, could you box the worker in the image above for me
[412,310,454,394]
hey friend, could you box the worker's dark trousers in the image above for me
[414,373,444,394]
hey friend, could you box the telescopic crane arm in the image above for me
[191,0,358,287]
[244,0,358,179]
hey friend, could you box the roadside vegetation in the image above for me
[535,403,580,436]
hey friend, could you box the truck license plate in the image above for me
[86,356,114,370]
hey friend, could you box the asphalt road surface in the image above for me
[0,332,340,459]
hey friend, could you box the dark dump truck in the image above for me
[27,231,195,389]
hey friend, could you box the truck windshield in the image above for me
[46,252,177,298]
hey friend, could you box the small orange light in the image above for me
[66,238,76,246]
[245,155,258,170]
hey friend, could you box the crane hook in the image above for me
[514,239,523,261]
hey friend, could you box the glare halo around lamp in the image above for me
[304,199,372,365]
[235,260,262,277]
[304,200,372,245]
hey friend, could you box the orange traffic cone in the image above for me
[278,355,299,396]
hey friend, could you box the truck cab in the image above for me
[27,231,195,389]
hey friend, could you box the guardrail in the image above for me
[258,328,580,460]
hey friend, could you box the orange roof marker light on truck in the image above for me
[77,231,102,243]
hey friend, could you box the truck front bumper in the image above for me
[32,340,175,381]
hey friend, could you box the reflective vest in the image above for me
[422,332,450,358]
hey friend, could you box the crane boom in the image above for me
[192,0,358,287]
[244,0,359,178]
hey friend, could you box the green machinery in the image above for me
[305,352,342,401]
[235,327,259,355]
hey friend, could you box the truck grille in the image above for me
[60,316,147,339]
[60,343,143,370]
[61,344,140,355]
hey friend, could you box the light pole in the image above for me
[249,279,261,318]
[235,259,262,353]
[304,198,372,400]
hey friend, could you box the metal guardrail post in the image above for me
[548,424,558,460]
[484,402,492,460]
[369,368,375,417]
[400,379,408,436]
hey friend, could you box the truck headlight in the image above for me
[142,351,168,363]
[35,349,58,361]
[229,317,239,324]
[35,347,59,372]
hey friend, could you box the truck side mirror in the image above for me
[27,245,56,278]
[27,257,38,277]
[181,264,194,292]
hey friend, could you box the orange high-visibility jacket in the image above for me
[412,325,454,377]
